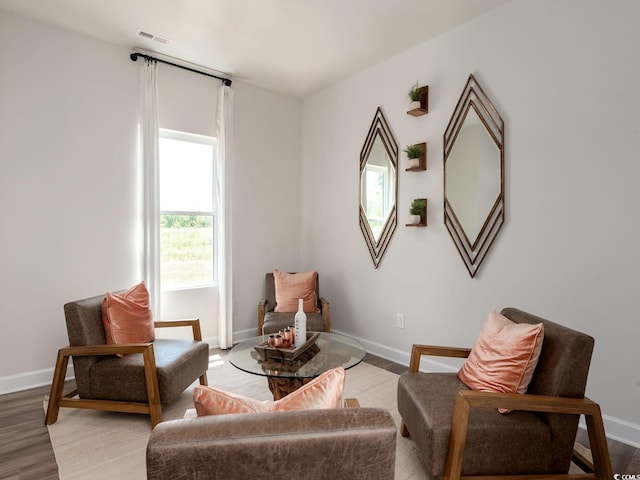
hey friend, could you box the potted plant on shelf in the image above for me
[409,198,426,225]
[404,144,422,168]
[408,81,422,110]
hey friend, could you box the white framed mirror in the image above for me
[359,107,398,268]
[444,74,504,278]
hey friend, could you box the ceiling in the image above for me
[0,0,511,98]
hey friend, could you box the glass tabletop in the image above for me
[228,332,366,379]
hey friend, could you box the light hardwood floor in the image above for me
[1,351,637,479]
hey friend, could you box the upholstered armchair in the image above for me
[258,271,330,335]
[397,308,612,480]
[45,291,210,428]
[146,405,397,480]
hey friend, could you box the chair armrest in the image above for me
[457,390,599,414]
[59,343,153,357]
[408,344,471,373]
[443,390,613,480]
[155,318,203,341]
[45,342,161,426]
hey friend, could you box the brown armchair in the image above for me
[45,292,210,428]
[257,272,330,335]
[146,403,396,480]
[397,307,612,480]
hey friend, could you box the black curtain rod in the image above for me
[130,52,232,86]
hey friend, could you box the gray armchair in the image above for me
[146,406,397,480]
[258,272,330,335]
[45,292,210,428]
[397,307,612,480]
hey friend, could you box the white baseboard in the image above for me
[4,328,640,448]
[0,364,75,395]
[202,327,256,351]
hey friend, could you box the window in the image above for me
[159,129,216,289]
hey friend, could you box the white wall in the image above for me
[0,11,302,388]
[0,12,139,384]
[231,80,303,336]
[301,0,640,445]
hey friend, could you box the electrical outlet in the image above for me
[396,313,405,329]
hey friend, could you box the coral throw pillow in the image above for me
[273,269,320,313]
[457,311,544,409]
[102,281,155,345]
[193,367,345,416]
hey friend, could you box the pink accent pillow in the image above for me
[193,367,345,416]
[457,311,544,412]
[102,281,155,346]
[273,269,320,313]
[193,387,272,415]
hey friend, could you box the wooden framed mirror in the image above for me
[359,107,398,268]
[444,74,504,278]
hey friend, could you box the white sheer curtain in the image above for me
[139,59,161,318]
[216,84,234,349]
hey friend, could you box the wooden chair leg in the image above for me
[45,350,69,425]
[585,405,613,480]
[344,398,360,408]
[400,421,410,437]
[322,300,331,332]
[142,346,163,428]
[199,372,208,386]
[443,393,471,480]
[258,302,266,336]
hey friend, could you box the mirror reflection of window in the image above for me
[361,135,395,242]
[363,164,388,240]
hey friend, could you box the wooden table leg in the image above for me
[267,377,312,400]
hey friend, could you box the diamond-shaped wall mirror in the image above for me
[444,74,504,278]
[359,107,398,268]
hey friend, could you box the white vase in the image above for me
[409,157,420,168]
[409,100,421,110]
[409,214,422,225]
[294,299,307,347]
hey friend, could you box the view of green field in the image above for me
[160,215,214,287]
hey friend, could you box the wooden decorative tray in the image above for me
[254,332,321,362]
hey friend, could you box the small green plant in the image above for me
[403,144,422,159]
[409,198,426,216]
[408,81,422,102]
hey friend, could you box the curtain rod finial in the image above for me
[130,53,139,62]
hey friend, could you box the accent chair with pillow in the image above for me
[147,368,396,480]
[147,408,396,480]
[45,282,210,428]
[397,307,612,480]
[258,269,330,335]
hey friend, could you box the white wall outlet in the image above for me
[396,313,405,329]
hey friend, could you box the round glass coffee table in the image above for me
[229,332,366,399]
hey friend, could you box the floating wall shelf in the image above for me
[406,198,427,227]
[405,142,427,172]
[407,86,429,116]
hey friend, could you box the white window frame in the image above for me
[159,128,217,291]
